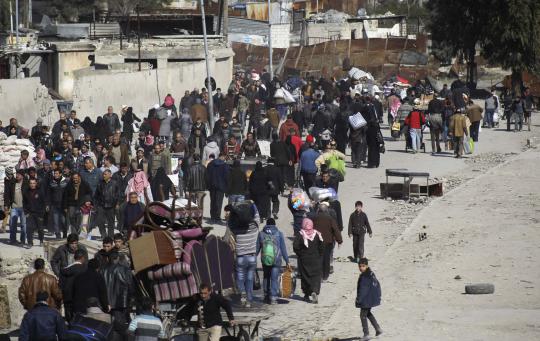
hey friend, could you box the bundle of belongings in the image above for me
[129,199,234,303]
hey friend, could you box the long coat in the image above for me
[293,234,324,295]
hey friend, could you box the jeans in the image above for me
[9,207,26,243]
[236,254,257,301]
[321,243,334,280]
[228,194,245,205]
[66,206,82,235]
[409,128,421,151]
[238,110,247,129]
[360,308,381,336]
[26,213,44,245]
[197,325,222,341]
[470,121,480,142]
[51,207,66,238]
[485,108,495,127]
[209,190,224,220]
[262,265,281,301]
[514,111,524,131]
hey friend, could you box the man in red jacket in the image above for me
[279,114,300,141]
[404,99,426,153]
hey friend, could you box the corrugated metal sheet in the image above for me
[233,34,432,79]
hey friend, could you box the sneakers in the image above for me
[360,335,371,341]
[376,329,383,336]
[304,295,310,302]
[245,301,251,308]
[240,294,247,306]
[310,292,318,304]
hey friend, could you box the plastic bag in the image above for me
[348,112,367,130]
[309,187,337,202]
[290,188,311,211]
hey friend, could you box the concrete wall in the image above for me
[56,51,94,100]
[0,78,59,130]
[71,57,232,119]
[306,22,364,44]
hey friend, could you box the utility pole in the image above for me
[28,0,32,28]
[137,6,141,71]
[223,0,228,42]
[9,1,14,45]
[200,0,215,128]
[268,0,273,79]
[15,0,19,45]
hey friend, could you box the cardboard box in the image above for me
[129,231,176,273]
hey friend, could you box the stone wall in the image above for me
[71,58,232,119]
[0,77,59,129]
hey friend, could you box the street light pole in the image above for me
[268,0,273,79]
[137,6,141,71]
[15,0,19,45]
[200,0,215,128]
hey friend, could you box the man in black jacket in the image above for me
[59,249,87,321]
[51,233,88,277]
[187,154,207,213]
[178,283,235,341]
[270,133,291,190]
[264,158,284,219]
[226,160,248,204]
[46,169,68,239]
[19,291,67,341]
[95,169,119,238]
[101,252,134,337]
[23,178,46,247]
[63,172,92,235]
[347,201,372,263]
[206,154,229,223]
[72,258,109,314]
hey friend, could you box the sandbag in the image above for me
[348,112,367,130]
[308,187,337,202]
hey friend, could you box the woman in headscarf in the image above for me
[248,161,270,222]
[126,169,153,204]
[81,116,96,138]
[293,218,324,303]
[162,94,178,116]
[150,167,176,202]
[94,116,108,143]
[121,106,141,144]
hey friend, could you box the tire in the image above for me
[465,283,495,294]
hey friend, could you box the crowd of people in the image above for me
[3,68,535,340]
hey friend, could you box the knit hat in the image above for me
[306,134,314,144]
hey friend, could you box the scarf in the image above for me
[299,218,322,248]
[128,170,150,195]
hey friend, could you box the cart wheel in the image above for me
[237,329,251,341]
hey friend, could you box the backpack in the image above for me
[327,154,346,179]
[261,234,277,266]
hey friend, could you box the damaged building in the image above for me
[0,1,233,128]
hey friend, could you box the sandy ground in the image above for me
[1,117,539,340]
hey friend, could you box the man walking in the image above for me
[46,169,68,239]
[5,169,27,245]
[404,99,426,153]
[312,202,343,281]
[19,258,63,311]
[449,109,467,158]
[178,283,235,341]
[348,201,372,263]
[19,291,67,341]
[206,153,229,223]
[63,172,92,235]
[355,258,383,341]
[484,90,498,128]
[187,154,207,213]
[465,100,484,142]
[94,169,119,238]
[23,178,46,247]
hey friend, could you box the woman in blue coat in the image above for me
[355,258,383,340]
